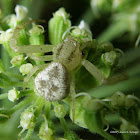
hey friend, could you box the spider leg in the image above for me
[27,53,53,61]
[9,23,55,53]
[23,64,48,90]
[82,59,106,84]
[80,39,98,50]
[82,59,128,85]
[103,73,128,85]
[69,72,76,123]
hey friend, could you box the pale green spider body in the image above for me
[53,37,81,71]
[9,22,123,101]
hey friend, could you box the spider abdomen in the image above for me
[35,62,69,101]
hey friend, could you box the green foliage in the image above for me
[0,1,140,140]
[0,73,13,88]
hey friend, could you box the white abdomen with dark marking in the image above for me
[35,62,69,101]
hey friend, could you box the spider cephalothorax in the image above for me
[53,37,81,71]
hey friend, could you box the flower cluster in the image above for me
[0,5,139,140]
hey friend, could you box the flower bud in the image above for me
[120,118,139,137]
[19,63,33,75]
[8,88,20,102]
[125,95,140,108]
[39,122,55,140]
[29,24,44,36]
[4,5,28,28]
[98,42,114,53]
[15,5,28,22]
[39,115,55,140]
[48,7,71,45]
[29,24,45,57]
[101,51,119,67]
[10,55,24,67]
[19,106,35,133]
[0,29,14,43]
[71,20,92,41]
[0,29,20,58]
[54,104,67,118]
[83,98,104,112]
[110,91,126,109]
[6,14,17,28]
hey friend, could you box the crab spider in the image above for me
[9,22,124,102]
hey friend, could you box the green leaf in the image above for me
[0,59,5,72]
[84,111,116,140]
[0,108,11,123]
[0,72,13,88]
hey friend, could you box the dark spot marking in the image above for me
[81,51,85,58]
[51,85,59,92]
[39,80,47,87]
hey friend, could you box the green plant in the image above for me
[0,3,140,140]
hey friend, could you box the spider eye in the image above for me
[81,51,85,58]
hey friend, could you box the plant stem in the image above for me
[34,96,45,115]
[23,126,35,140]
[45,101,51,119]
[5,71,23,80]
[1,48,11,95]
[23,96,44,140]
[52,101,69,132]
[11,81,24,87]
[10,96,33,114]
[19,90,34,98]
[59,117,69,132]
